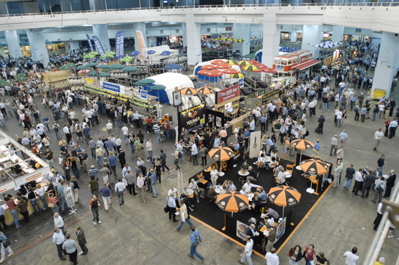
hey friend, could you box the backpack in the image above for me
[178,151,182,158]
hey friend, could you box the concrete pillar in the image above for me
[182,23,187,49]
[301,25,322,59]
[290,31,297,42]
[185,14,202,65]
[371,32,399,98]
[5,30,22,58]
[92,24,110,53]
[233,24,251,56]
[26,29,49,67]
[261,14,280,67]
[132,23,147,51]
[331,26,344,42]
[89,0,106,11]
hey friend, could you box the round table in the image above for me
[238,170,250,177]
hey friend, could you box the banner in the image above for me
[101,81,125,94]
[236,220,249,241]
[135,30,147,61]
[249,131,261,158]
[216,84,241,104]
[91,36,105,56]
[178,104,206,131]
[115,31,124,59]
[86,34,94,52]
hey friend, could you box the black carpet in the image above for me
[190,157,330,252]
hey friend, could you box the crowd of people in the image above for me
[0,40,397,264]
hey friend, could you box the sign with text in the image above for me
[115,31,125,59]
[179,104,206,131]
[216,84,240,104]
[101,81,124,94]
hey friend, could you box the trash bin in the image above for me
[372,89,386,100]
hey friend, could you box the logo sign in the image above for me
[115,31,124,59]
[179,104,206,130]
[140,90,147,99]
[91,36,105,56]
[238,78,244,88]
[86,34,94,52]
[216,84,240,104]
[102,81,122,93]
[136,30,147,61]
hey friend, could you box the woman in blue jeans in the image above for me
[176,201,193,231]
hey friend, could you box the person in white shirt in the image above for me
[335,109,343,127]
[240,236,254,265]
[373,128,384,151]
[265,247,280,265]
[243,180,261,193]
[121,124,129,143]
[115,178,126,206]
[105,121,113,134]
[54,213,65,234]
[342,247,359,265]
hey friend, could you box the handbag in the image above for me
[164,205,169,213]
[3,240,10,248]
[48,202,55,208]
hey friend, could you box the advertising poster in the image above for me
[236,220,249,241]
[249,131,262,158]
[136,30,148,61]
[115,31,125,59]
[179,104,206,131]
[91,36,105,56]
[86,34,94,52]
[216,84,240,104]
[275,217,287,241]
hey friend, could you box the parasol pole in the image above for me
[282,206,285,218]
[222,213,226,231]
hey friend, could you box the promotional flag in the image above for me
[86,34,94,52]
[91,36,105,56]
[115,31,124,59]
[135,30,147,61]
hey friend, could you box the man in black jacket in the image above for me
[317,114,325,134]
[384,170,396,198]
[362,173,377,198]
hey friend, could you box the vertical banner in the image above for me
[115,31,124,59]
[91,36,105,56]
[86,34,94,52]
[135,30,147,61]
[249,131,262,159]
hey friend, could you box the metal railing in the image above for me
[0,2,399,18]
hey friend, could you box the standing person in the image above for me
[239,236,254,265]
[265,247,279,265]
[75,226,88,256]
[99,183,112,212]
[199,145,208,166]
[343,164,355,190]
[17,197,30,223]
[0,206,6,230]
[172,145,180,170]
[330,135,338,156]
[0,231,13,263]
[70,176,80,203]
[167,195,178,222]
[373,128,384,151]
[342,247,359,265]
[303,244,316,265]
[89,175,99,198]
[352,168,364,195]
[188,226,204,262]
[137,173,147,203]
[191,142,199,166]
[334,160,344,188]
[388,118,398,138]
[89,195,101,225]
[146,139,153,162]
[115,178,126,206]
[62,233,78,265]
[287,245,303,265]
[373,202,383,231]
[159,149,169,172]
[361,172,376,199]
[372,176,386,203]
[4,196,19,228]
[54,213,65,234]
[376,155,386,175]
[384,170,396,198]
[150,169,158,198]
[176,200,193,231]
[124,169,137,196]
[53,227,66,261]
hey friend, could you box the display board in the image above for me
[216,84,241,104]
[178,104,207,131]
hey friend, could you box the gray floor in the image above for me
[2,81,399,265]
